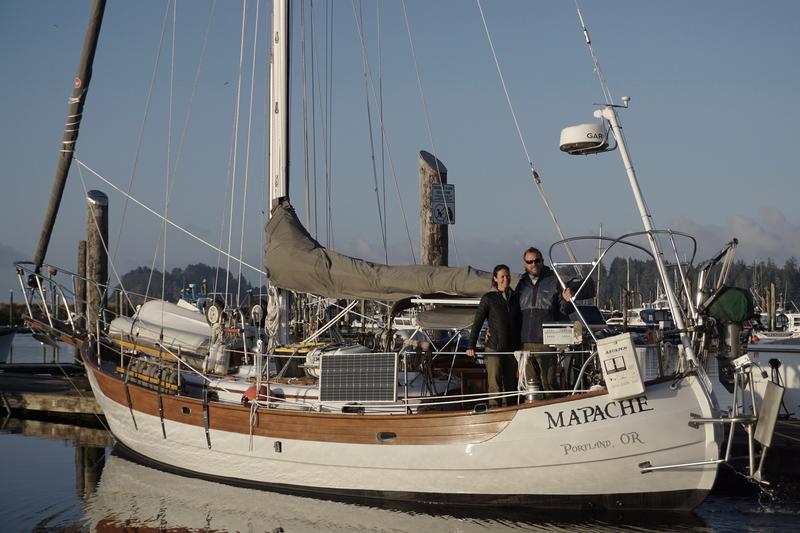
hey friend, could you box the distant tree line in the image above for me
[109,257,800,314]
[597,257,800,311]
[114,263,267,307]
[0,303,27,327]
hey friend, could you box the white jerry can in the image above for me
[209,342,231,375]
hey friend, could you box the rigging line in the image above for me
[162,0,177,324]
[327,0,334,247]
[214,106,241,300]
[309,0,319,237]
[73,158,266,277]
[212,181,226,296]
[170,0,218,203]
[301,0,311,228]
[378,0,387,263]
[475,0,580,271]
[154,342,241,396]
[225,0,250,306]
[350,3,416,264]
[400,0,462,265]
[55,357,113,436]
[146,2,217,305]
[574,6,650,227]
[146,1,179,308]
[143,212,165,306]
[165,1,218,295]
[310,0,319,237]
[575,1,613,106]
[237,0,262,306]
[313,0,334,246]
[75,160,136,312]
[314,1,336,246]
[259,10,272,294]
[111,1,171,270]
[352,0,388,262]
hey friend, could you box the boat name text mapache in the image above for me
[544,396,654,430]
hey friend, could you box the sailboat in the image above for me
[18,0,780,512]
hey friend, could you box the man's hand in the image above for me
[466,348,476,358]
[563,287,573,301]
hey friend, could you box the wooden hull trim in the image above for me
[88,359,515,446]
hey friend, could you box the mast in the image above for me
[269,0,290,207]
[32,0,107,274]
[267,0,291,346]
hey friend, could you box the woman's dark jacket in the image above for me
[515,266,572,344]
[468,289,521,352]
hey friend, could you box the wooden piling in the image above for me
[76,446,105,496]
[419,150,448,266]
[86,191,108,332]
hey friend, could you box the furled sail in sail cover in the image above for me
[264,202,493,301]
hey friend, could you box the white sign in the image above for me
[596,333,645,400]
[431,183,455,225]
[543,323,580,346]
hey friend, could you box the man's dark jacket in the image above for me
[468,289,521,351]
[516,266,571,343]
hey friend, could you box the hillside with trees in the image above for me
[597,257,800,311]
[112,257,800,313]
[114,263,266,306]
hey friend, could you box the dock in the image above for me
[0,369,102,420]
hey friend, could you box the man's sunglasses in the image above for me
[525,258,543,265]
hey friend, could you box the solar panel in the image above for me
[319,352,397,403]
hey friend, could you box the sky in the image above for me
[1,0,799,301]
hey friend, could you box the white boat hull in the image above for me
[84,348,719,510]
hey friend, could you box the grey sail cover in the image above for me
[264,202,493,301]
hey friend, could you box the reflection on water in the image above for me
[1,431,799,533]
[82,453,711,533]
[4,331,77,365]
[0,432,101,531]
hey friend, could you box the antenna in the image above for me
[565,4,699,365]
[575,1,613,106]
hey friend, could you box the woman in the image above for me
[466,264,521,407]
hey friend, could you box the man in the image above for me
[466,264,521,407]
[515,247,573,392]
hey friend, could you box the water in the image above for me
[2,333,799,532]
[3,331,78,366]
